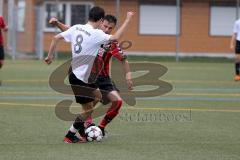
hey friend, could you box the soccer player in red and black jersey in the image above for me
[0,16,8,69]
[90,15,133,136]
[49,15,133,137]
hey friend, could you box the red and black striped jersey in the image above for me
[99,41,127,76]
[89,41,127,81]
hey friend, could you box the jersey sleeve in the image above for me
[60,26,75,42]
[95,29,111,45]
[110,41,127,61]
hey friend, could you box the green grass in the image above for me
[0,59,240,160]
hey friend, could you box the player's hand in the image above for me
[126,12,134,21]
[126,79,133,90]
[49,17,59,26]
[44,55,54,65]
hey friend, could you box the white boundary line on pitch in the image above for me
[1,102,240,113]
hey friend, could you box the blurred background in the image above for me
[0,0,239,60]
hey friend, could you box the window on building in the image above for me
[210,1,238,36]
[70,4,90,26]
[44,1,93,32]
[139,0,180,35]
[45,3,66,29]
[17,0,26,32]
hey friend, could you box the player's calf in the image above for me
[98,99,123,132]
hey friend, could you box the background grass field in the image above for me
[0,59,240,160]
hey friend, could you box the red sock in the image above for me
[99,100,122,128]
[84,116,93,128]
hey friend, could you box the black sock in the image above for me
[65,130,76,139]
[235,63,240,75]
[73,115,85,137]
[65,115,85,138]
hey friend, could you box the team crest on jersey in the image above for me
[97,47,105,57]
[98,43,111,57]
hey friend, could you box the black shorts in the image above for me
[235,40,240,54]
[68,71,97,104]
[0,45,4,60]
[96,75,119,104]
[96,76,119,93]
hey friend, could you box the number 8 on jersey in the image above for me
[74,34,83,54]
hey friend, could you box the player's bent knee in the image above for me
[108,91,122,102]
[82,102,94,115]
[93,89,102,102]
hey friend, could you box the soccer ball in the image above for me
[85,126,103,142]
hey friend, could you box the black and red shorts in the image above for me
[96,75,119,104]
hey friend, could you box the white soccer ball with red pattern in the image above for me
[85,126,103,142]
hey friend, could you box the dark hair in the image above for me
[88,6,105,22]
[104,15,117,25]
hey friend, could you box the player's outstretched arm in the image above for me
[230,33,236,51]
[44,34,64,65]
[122,60,133,90]
[110,12,134,41]
[49,18,70,32]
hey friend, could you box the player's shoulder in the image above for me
[66,24,78,32]
[67,24,85,33]
[71,24,83,29]
[93,29,110,39]
[95,29,106,34]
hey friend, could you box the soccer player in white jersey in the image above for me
[45,6,134,143]
[230,18,240,81]
[49,15,133,137]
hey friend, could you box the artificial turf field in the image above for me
[0,59,240,160]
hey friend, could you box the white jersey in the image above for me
[233,19,240,41]
[60,24,111,83]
